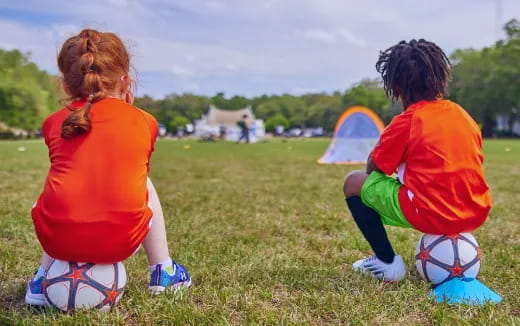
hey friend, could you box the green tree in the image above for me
[211,92,250,110]
[136,93,209,130]
[264,113,289,132]
[449,19,520,135]
[168,115,190,133]
[0,49,58,130]
[255,95,307,128]
[342,79,390,120]
[302,93,343,130]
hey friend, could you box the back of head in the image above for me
[375,39,451,107]
[58,29,130,139]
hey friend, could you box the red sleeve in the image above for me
[370,112,411,175]
[41,116,53,146]
[146,114,159,151]
[138,109,159,172]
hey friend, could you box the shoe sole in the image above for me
[25,291,48,306]
[149,279,192,295]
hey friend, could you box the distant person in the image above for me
[25,29,191,306]
[249,121,257,143]
[219,125,227,140]
[343,39,491,282]
[236,114,250,143]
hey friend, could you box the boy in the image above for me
[343,39,491,282]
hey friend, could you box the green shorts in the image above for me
[360,171,413,229]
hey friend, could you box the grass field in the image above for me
[0,138,519,325]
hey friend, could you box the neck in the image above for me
[403,96,443,108]
[106,90,125,100]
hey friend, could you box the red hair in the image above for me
[58,29,130,139]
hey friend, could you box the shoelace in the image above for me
[363,255,378,265]
[362,256,385,276]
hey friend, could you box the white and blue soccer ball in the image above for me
[415,233,481,285]
[43,259,126,312]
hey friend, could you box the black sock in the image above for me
[346,196,395,264]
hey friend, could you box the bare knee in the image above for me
[343,170,368,198]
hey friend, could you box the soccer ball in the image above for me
[415,233,482,285]
[43,259,126,312]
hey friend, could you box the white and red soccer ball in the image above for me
[415,233,482,285]
[43,259,126,312]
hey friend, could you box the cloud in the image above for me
[339,29,367,47]
[171,64,193,77]
[0,20,62,72]
[185,81,200,92]
[298,28,367,47]
[107,0,129,7]
[2,0,520,97]
[205,1,225,10]
[51,23,82,39]
[300,29,337,44]
[225,63,238,72]
[131,36,323,78]
[291,87,319,95]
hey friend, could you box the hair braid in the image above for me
[58,29,130,139]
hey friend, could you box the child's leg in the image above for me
[143,178,191,293]
[39,251,53,270]
[343,170,396,263]
[143,178,170,265]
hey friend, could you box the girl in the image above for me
[25,29,191,306]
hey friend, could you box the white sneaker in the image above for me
[352,255,406,282]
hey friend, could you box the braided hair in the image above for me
[57,29,130,139]
[375,39,451,107]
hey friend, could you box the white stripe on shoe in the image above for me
[24,287,48,306]
[148,279,192,295]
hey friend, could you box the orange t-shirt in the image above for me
[371,99,491,234]
[32,98,158,263]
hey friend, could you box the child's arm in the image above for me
[368,112,411,176]
[366,156,383,175]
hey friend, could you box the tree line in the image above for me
[449,19,520,137]
[133,80,395,133]
[0,49,58,135]
[1,20,520,136]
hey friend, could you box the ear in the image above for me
[125,89,134,105]
[120,75,134,104]
[120,74,134,91]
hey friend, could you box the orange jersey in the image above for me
[371,99,491,234]
[32,98,158,263]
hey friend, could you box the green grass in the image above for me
[1,138,519,325]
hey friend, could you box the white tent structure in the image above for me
[496,114,520,136]
[194,105,265,142]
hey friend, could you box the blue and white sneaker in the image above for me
[25,272,47,306]
[352,255,406,282]
[149,261,191,294]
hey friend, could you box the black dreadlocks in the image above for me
[375,39,451,107]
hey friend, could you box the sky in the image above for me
[1,0,519,99]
